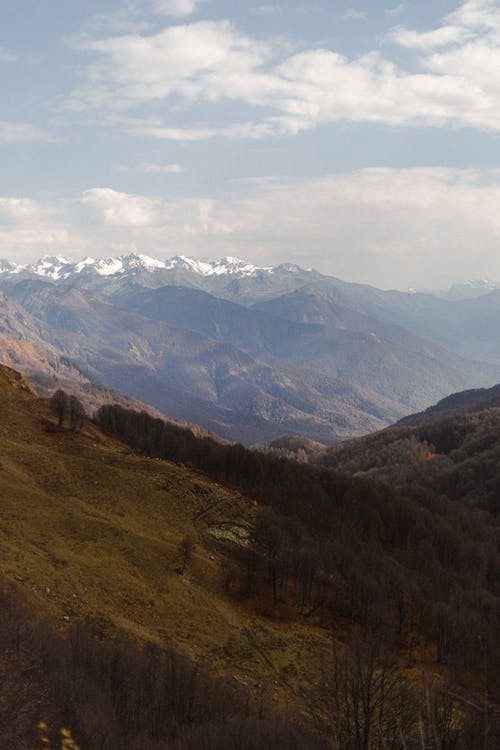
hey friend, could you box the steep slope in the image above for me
[1,365,499,748]
[0,366,328,747]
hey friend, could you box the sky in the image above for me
[2,0,500,289]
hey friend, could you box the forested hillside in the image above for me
[1,364,499,747]
[96,401,500,748]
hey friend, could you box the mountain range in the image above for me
[0,253,499,444]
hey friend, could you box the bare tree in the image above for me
[68,395,86,433]
[320,632,417,750]
[50,389,68,427]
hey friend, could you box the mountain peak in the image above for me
[163,255,272,277]
[0,253,279,281]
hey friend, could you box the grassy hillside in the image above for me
[0,366,331,747]
[2,365,500,748]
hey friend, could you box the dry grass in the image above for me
[0,365,329,722]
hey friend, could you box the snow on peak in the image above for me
[432,278,500,300]
[458,278,498,290]
[163,255,271,277]
[0,253,287,281]
[71,253,167,276]
[25,256,73,280]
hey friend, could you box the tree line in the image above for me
[50,390,86,432]
[95,405,500,722]
[2,577,497,750]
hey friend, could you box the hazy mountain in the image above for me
[430,279,500,300]
[0,252,320,297]
[0,279,406,444]
[108,282,497,410]
[1,253,499,444]
[254,278,500,365]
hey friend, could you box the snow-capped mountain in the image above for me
[431,279,500,300]
[0,253,282,281]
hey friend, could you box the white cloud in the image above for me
[63,2,500,137]
[251,5,281,16]
[153,0,207,18]
[120,162,185,173]
[0,197,71,262]
[67,21,277,113]
[81,188,160,226]
[88,6,152,34]
[0,198,43,223]
[124,119,282,140]
[342,9,368,21]
[390,0,500,49]
[385,4,405,18]
[7,168,500,287]
[63,169,500,287]
[190,168,500,287]
[0,120,53,144]
[0,48,16,62]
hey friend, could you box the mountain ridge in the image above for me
[1,253,500,444]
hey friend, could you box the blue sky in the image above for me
[2,0,500,288]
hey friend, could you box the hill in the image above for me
[397,381,500,426]
[1,365,499,747]
[0,365,326,747]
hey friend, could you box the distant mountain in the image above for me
[263,280,500,365]
[0,291,203,428]
[0,252,306,284]
[0,253,499,444]
[0,279,406,444]
[430,279,500,300]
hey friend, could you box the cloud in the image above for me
[385,4,405,18]
[123,119,282,140]
[0,198,43,223]
[81,188,160,226]
[88,6,153,34]
[153,0,207,18]
[0,197,70,262]
[251,5,281,16]
[0,120,53,144]
[190,167,500,288]
[120,162,185,173]
[63,2,500,137]
[0,48,16,62]
[342,9,368,21]
[67,21,277,113]
[389,0,500,49]
[7,168,500,287]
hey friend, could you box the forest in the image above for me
[94,403,500,748]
